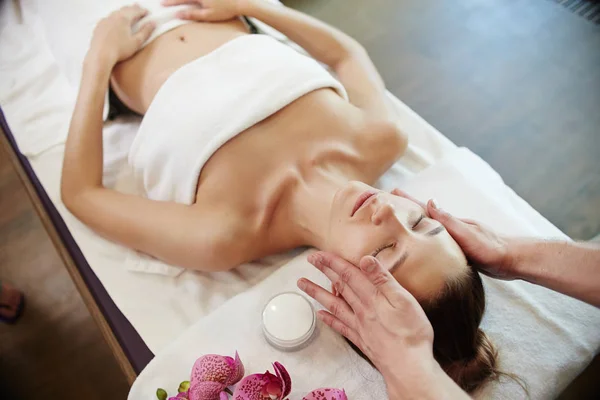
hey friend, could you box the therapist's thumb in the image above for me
[427,199,471,240]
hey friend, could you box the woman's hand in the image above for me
[89,5,155,66]
[162,0,243,22]
[392,189,515,280]
[298,252,436,380]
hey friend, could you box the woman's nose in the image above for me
[372,203,404,229]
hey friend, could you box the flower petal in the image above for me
[273,362,291,398]
[303,388,348,400]
[189,381,227,400]
[226,351,245,386]
[192,354,235,386]
[232,373,273,400]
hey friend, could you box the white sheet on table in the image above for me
[0,0,451,352]
[128,149,600,400]
[1,2,598,399]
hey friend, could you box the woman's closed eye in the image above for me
[412,214,426,229]
[372,243,395,257]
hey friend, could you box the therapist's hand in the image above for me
[392,189,515,280]
[90,5,155,65]
[162,0,242,21]
[298,252,436,380]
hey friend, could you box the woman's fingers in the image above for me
[317,310,363,348]
[308,252,374,309]
[177,8,211,20]
[121,4,149,23]
[134,22,156,46]
[297,278,357,330]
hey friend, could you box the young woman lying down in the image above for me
[61,0,502,393]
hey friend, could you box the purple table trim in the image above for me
[0,107,154,374]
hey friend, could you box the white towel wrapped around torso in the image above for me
[128,34,347,205]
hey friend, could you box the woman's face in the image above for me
[326,181,468,301]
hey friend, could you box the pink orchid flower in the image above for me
[232,361,291,400]
[168,391,190,400]
[188,352,245,400]
[303,388,348,400]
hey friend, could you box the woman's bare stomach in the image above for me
[111,19,250,114]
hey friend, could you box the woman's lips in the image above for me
[352,190,378,217]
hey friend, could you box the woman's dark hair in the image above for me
[421,268,499,393]
[351,268,525,394]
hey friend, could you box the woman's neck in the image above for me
[273,168,347,251]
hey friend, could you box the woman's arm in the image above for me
[61,6,245,271]
[61,5,153,202]
[166,0,389,117]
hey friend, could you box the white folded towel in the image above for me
[128,34,347,204]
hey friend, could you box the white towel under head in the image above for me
[128,34,347,205]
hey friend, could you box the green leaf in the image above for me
[156,388,168,400]
[178,380,190,393]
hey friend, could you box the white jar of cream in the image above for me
[262,292,317,351]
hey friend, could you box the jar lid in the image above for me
[262,292,316,351]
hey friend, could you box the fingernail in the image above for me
[308,253,322,267]
[430,198,439,210]
[362,257,377,273]
[297,279,306,291]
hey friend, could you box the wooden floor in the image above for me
[0,0,598,398]
[0,152,129,398]
[285,0,600,240]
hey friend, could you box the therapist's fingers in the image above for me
[162,0,198,6]
[317,310,363,350]
[358,256,407,302]
[314,261,364,313]
[308,252,375,308]
[391,188,428,211]
[427,199,475,242]
[297,278,357,330]
[458,217,482,226]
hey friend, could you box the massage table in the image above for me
[1,0,598,398]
